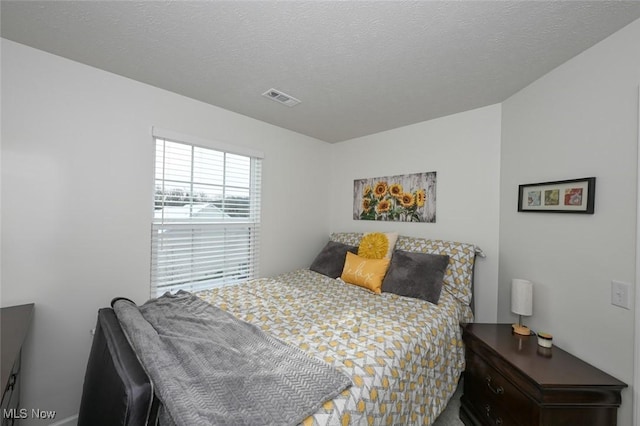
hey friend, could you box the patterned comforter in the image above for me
[197,269,473,426]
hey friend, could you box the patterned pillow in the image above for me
[340,252,390,294]
[331,233,477,305]
[330,232,363,247]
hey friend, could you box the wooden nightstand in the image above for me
[460,323,627,426]
[1,303,34,426]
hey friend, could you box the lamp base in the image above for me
[512,324,531,336]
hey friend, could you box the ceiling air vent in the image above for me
[262,88,301,107]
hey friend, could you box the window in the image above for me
[151,129,262,296]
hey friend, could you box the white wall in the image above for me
[329,104,502,322]
[499,19,640,426]
[1,39,331,423]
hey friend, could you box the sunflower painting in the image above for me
[353,172,436,222]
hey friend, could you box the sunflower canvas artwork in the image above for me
[353,172,436,222]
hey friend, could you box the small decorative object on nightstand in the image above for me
[460,323,627,426]
[511,278,533,335]
[537,331,553,348]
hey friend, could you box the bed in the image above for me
[78,233,480,426]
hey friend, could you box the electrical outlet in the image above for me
[611,280,631,310]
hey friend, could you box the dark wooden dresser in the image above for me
[1,304,34,426]
[460,323,627,426]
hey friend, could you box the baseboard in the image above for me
[48,414,78,426]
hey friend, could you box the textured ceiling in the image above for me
[3,1,640,143]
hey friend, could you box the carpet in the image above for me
[432,379,464,426]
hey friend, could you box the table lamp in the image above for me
[511,278,533,336]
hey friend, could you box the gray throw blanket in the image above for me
[113,291,351,426]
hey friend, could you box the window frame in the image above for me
[150,127,263,297]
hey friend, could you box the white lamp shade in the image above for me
[511,279,533,316]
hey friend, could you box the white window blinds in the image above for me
[151,135,262,297]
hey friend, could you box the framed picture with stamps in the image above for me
[518,177,595,214]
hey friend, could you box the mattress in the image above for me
[198,268,473,425]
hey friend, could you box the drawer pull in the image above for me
[484,404,503,426]
[485,376,504,395]
[7,373,17,390]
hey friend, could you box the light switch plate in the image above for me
[611,280,631,310]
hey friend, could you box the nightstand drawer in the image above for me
[466,349,535,425]
[463,382,520,426]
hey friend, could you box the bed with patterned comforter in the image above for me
[80,233,478,426]
[198,266,473,426]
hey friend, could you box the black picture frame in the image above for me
[518,177,596,214]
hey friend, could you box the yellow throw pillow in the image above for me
[341,252,390,294]
[358,232,398,259]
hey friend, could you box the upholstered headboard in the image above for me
[329,232,482,312]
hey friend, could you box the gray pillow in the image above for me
[309,241,358,278]
[382,250,450,304]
